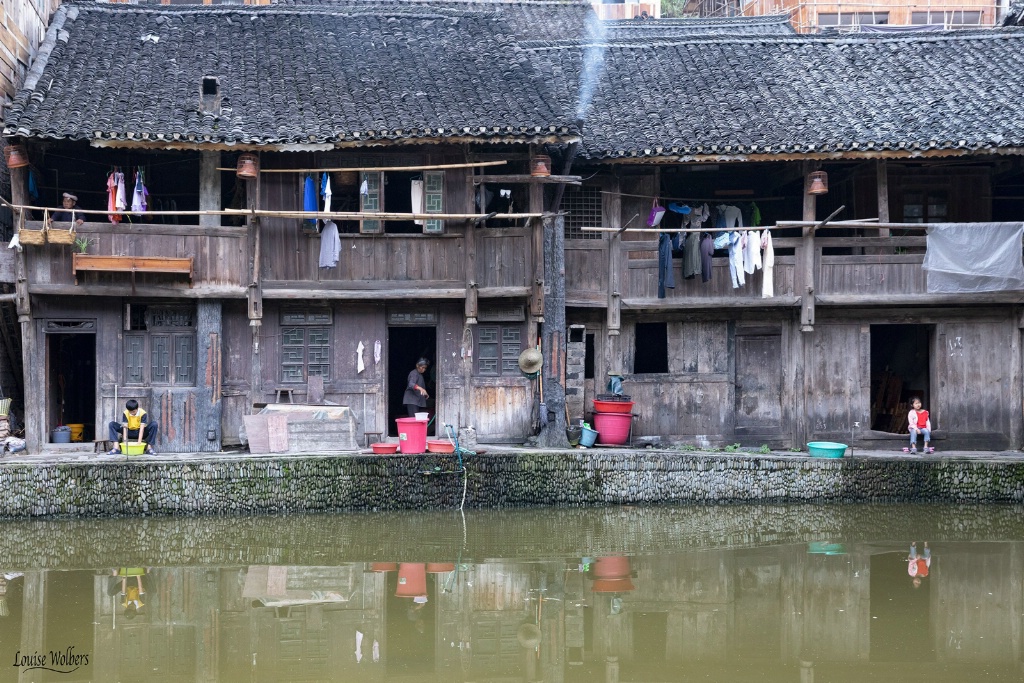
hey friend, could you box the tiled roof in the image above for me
[603,14,795,37]
[3,1,580,146]
[523,30,1024,159]
[271,0,594,42]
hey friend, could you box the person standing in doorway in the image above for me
[403,358,430,417]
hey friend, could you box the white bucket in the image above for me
[415,412,429,421]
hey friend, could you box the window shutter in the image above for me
[422,171,444,234]
[360,171,383,234]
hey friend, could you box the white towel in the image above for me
[410,179,424,226]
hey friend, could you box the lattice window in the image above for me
[423,171,445,234]
[360,172,383,234]
[477,324,523,376]
[563,185,602,240]
[280,309,332,383]
[122,304,196,386]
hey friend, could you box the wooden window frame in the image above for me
[475,323,525,377]
[122,304,197,387]
[279,308,333,384]
[359,169,445,234]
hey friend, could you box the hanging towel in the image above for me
[359,178,369,196]
[356,341,365,374]
[321,172,332,216]
[761,230,775,298]
[107,173,121,224]
[410,179,425,226]
[319,220,341,268]
[131,170,148,213]
[743,230,761,274]
[303,174,317,229]
[115,172,127,212]
[657,232,675,298]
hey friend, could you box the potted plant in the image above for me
[73,236,93,253]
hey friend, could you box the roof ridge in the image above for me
[521,28,1024,50]
[61,1,502,19]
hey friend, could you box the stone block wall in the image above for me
[0,452,1022,520]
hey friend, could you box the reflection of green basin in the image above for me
[808,542,847,555]
[807,442,848,458]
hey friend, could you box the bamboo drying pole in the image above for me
[215,160,509,173]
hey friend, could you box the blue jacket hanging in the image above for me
[658,232,675,298]
[303,174,317,229]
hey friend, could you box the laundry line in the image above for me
[215,160,508,173]
[581,217,880,234]
[600,190,786,203]
[0,197,547,222]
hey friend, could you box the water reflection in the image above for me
[0,505,1022,682]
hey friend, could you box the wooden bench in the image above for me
[73,254,193,287]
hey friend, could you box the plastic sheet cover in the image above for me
[922,223,1024,293]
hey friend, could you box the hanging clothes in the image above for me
[728,231,746,288]
[743,229,762,274]
[131,170,148,213]
[107,172,121,224]
[657,232,675,298]
[319,220,341,268]
[717,204,743,229]
[750,202,762,227]
[682,231,701,279]
[303,174,317,229]
[410,178,425,226]
[761,230,775,298]
[321,172,333,215]
[699,233,714,283]
[115,172,127,212]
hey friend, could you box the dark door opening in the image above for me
[47,333,96,440]
[870,324,930,433]
[870,551,934,662]
[387,326,436,436]
[385,570,437,675]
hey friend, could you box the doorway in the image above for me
[870,324,930,433]
[47,332,96,440]
[870,551,934,661]
[387,326,436,436]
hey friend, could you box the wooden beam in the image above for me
[477,286,530,299]
[29,283,245,298]
[621,296,801,310]
[217,160,508,173]
[817,293,1024,306]
[200,150,221,229]
[472,174,582,185]
[263,288,465,300]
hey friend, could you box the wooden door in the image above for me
[734,329,784,441]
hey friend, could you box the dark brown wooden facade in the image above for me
[4,144,1024,453]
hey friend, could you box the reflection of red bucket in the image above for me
[593,556,631,579]
[370,562,398,572]
[396,563,427,598]
[593,412,632,445]
[396,417,428,454]
[591,578,636,593]
[426,563,455,573]
[591,556,635,592]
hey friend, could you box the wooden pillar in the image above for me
[800,167,817,333]
[199,150,221,227]
[606,177,622,376]
[10,163,40,452]
[464,218,478,323]
[537,212,568,447]
[196,301,223,451]
[246,171,263,408]
[19,571,44,683]
[876,159,890,237]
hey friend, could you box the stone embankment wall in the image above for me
[0,452,1022,519]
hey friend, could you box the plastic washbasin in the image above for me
[807,441,848,458]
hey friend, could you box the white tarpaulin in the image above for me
[922,223,1024,293]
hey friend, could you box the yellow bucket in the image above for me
[67,423,85,442]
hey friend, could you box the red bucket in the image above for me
[593,412,632,445]
[426,563,455,573]
[396,563,427,598]
[396,417,428,454]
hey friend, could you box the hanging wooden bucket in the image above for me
[425,563,455,573]
[395,563,427,598]
[3,144,29,169]
[236,153,259,179]
[334,170,358,186]
[370,562,398,572]
[592,556,631,580]
[530,154,552,177]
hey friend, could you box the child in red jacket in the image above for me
[904,397,933,454]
